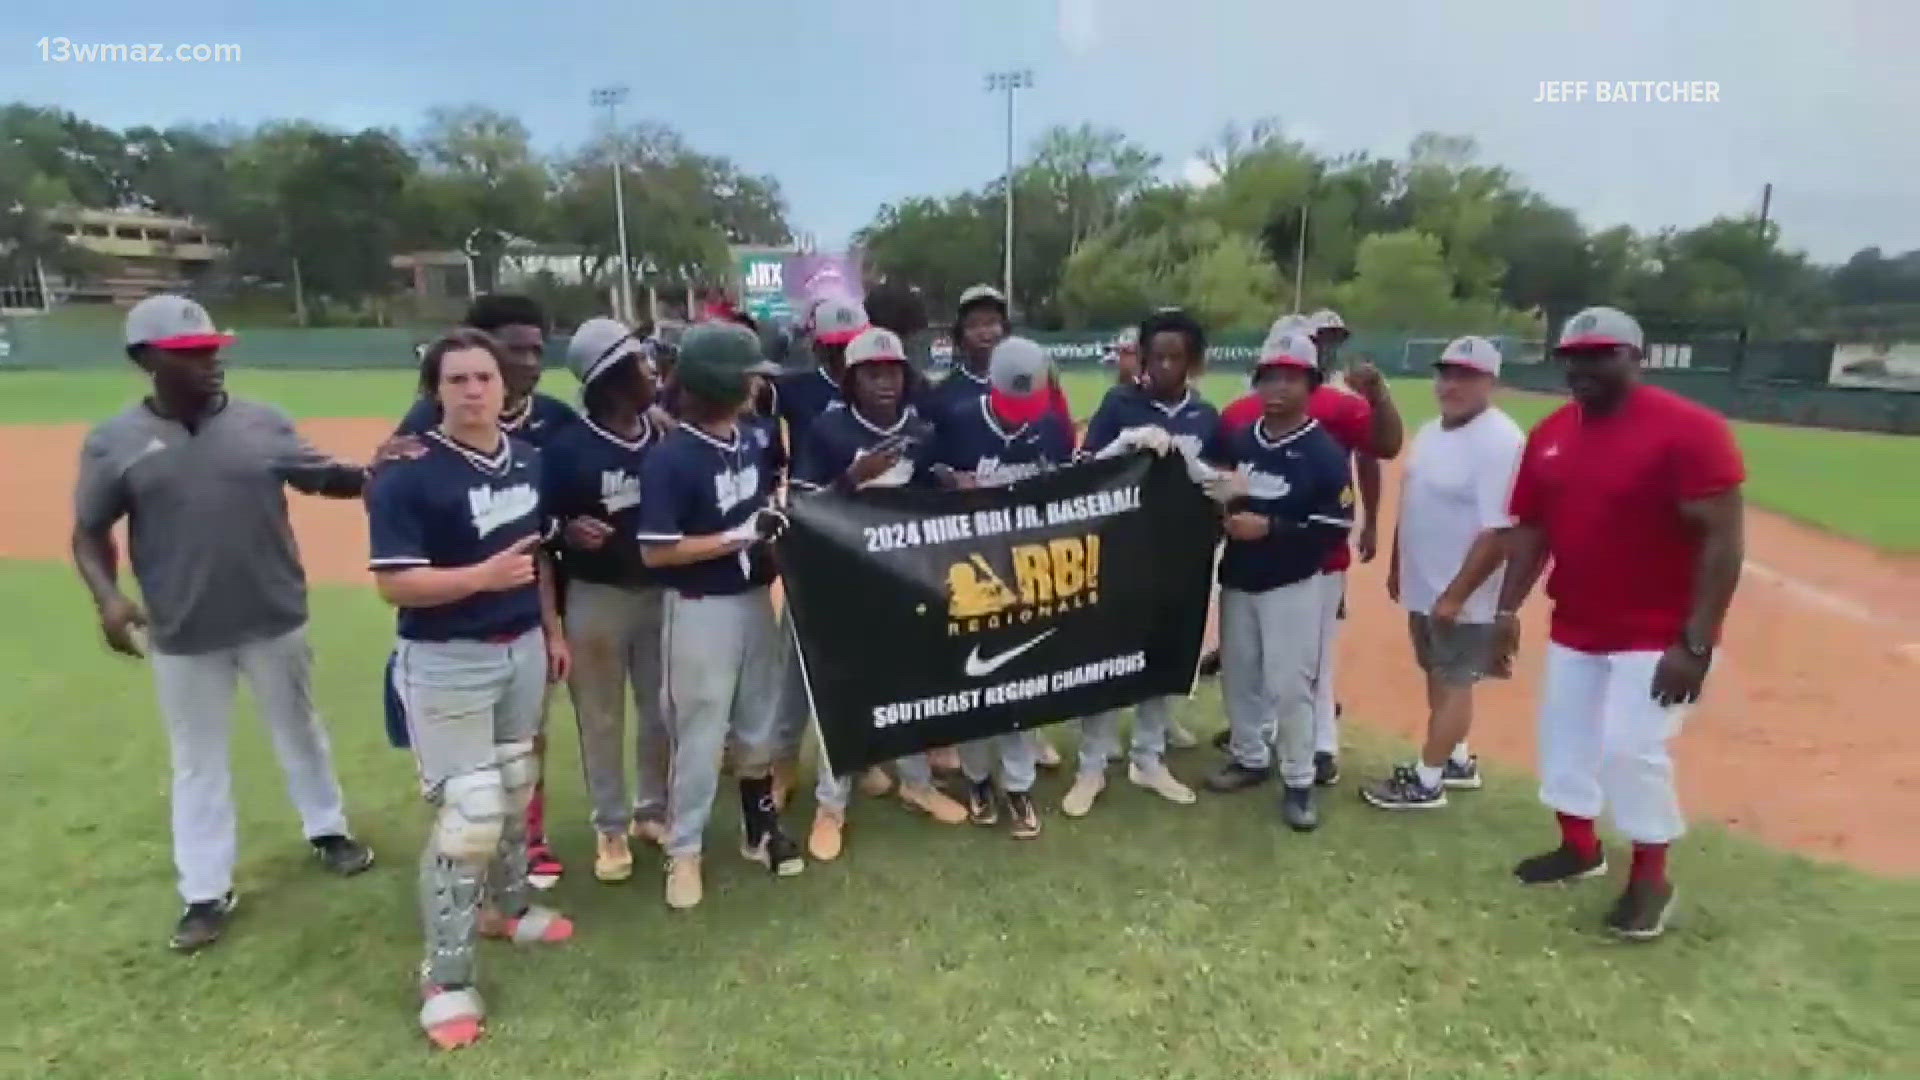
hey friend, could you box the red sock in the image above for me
[527,779,548,846]
[1630,842,1669,887]
[1556,812,1600,861]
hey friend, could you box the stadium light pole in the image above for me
[592,85,635,322]
[986,69,1032,315]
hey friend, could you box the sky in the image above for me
[5,0,1917,264]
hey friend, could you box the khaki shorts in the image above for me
[1408,612,1495,686]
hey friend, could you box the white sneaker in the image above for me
[1128,761,1197,804]
[1060,772,1106,817]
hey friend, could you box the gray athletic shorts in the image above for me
[1408,612,1495,686]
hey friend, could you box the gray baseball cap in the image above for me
[811,298,869,345]
[1556,306,1644,353]
[125,294,234,350]
[1439,335,1502,376]
[987,335,1053,424]
[566,317,645,387]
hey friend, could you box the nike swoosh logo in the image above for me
[963,628,1058,678]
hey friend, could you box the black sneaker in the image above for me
[1210,728,1232,753]
[1197,649,1222,678]
[1360,765,1448,810]
[169,892,237,953]
[311,834,374,876]
[966,780,999,827]
[1313,752,1340,787]
[1604,879,1677,940]
[1280,785,1319,832]
[743,824,805,877]
[1513,844,1608,885]
[1442,756,1483,790]
[1204,761,1272,793]
[1006,791,1041,839]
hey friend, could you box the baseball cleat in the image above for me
[311,834,374,876]
[1280,786,1320,831]
[169,891,237,953]
[1060,773,1106,818]
[1006,791,1042,839]
[1605,881,1676,940]
[1442,756,1483,790]
[1513,844,1608,885]
[1313,752,1341,787]
[1204,761,1272,793]
[966,780,999,827]
[1128,762,1197,804]
[594,832,633,882]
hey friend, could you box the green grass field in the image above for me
[1,366,1917,1077]
[7,366,1918,551]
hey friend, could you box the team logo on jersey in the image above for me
[600,469,641,513]
[713,465,761,514]
[944,533,1101,639]
[972,456,1046,486]
[468,482,539,538]
[1236,464,1294,500]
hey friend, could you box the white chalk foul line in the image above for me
[1742,558,1920,661]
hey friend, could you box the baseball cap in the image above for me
[1113,326,1140,352]
[811,298,869,346]
[1256,331,1319,373]
[987,336,1052,426]
[1262,314,1312,349]
[125,294,234,351]
[1308,309,1348,337]
[1555,306,1644,353]
[566,317,645,387]
[845,326,907,367]
[957,284,1009,313]
[1437,335,1502,376]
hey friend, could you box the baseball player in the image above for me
[1491,306,1744,940]
[932,336,1081,838]
[366,329,575,1051]
[1363,336,1523,810]
[1060,308,1224,817]
[385,295,575,889]
[538,318,670,883]
[1205,331,1355,832]
[789,326,971,860]
[1212,309,1404,786]
[635,321,806,910]
[71,295,375,954]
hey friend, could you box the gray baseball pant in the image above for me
[392,627,547,988]
[815,749,937,812]
[563,579,668,835]
[959,732,1038,794]
[1220,580,1323,789]
[661,588,781,858]
[771,604,811,765]
[1312,570,1345,755]
[1075,696,1174,779]
[149,623,351,905]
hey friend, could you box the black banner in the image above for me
[777,453,1219,775]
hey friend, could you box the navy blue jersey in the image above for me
[538,415,663,589]
[634,422,777,596]
[774,367,843,449]
[367,430,547,641]
[744,410,787,488]
[933,395,1076,487]
[791,404,939,491]
[920,365,991,429]
[394,391,577,449]
[1214,417,1354,593]
[1082,384,1225,463]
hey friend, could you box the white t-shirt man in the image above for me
[1396,407,1525,623]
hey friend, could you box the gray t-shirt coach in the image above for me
[74,397,348,655]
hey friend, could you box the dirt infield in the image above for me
[6,417,1917,874]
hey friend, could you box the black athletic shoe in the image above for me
[1513,844,1609,885]
[311,834,374,876]
[1314,752,1341,787]
[746,824,805,877]
[966,780,999,827]
[1441,756,1483,790]
[1005,791,1041,839]
[170,891,237,953]
[1605,880,1676,940]
[1204,761,1272,793]
[1210,728,1232,753]
[1359,765,1447,810]
[1280,785,1319,832]
[1197,649,1222,678]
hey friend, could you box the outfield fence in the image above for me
[2,319,1916,434]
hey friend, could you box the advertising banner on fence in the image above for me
[1831,341,1920,392]
[777,453,1218,775]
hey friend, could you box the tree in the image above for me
[411,106,551,290]
[1022,124,1161,252]
[120,125,233,219]
[0,104,131,208]
[278,129,415,307]
[857,193,1002,316]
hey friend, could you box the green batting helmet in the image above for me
[675,321,763,407]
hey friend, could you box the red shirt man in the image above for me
[1494,305,1745,943]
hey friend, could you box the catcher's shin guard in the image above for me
[488,740,539,916]
[421,767,505,988]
